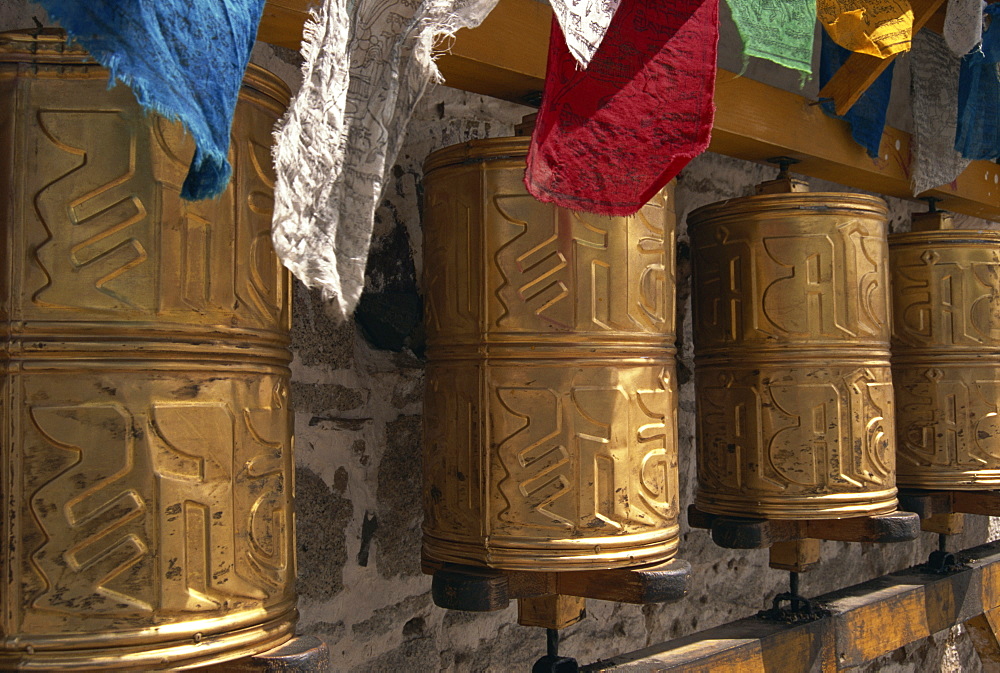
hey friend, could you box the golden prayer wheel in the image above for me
[0,31,295,669]
[421,137,680,572]
[890,227,1000,489]
[689,190,898,519]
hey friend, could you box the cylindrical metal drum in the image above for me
[891,229,1000,489]
[422,137,679,572]
[689,192,898,519]
[0,32,295,669]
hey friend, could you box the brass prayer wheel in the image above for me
[0,32,295,669]
[689,191,898,519]
[891,228,1000,489]
[422,137,679,572]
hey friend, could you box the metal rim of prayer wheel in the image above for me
[0,31,296,670]
[688,191,899,520]
[421,136,681,571]
[890,229,1000,490]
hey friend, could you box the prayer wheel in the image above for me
[422,137,680,572]
[689,188,898,519]
[890,223,1000,489]
[0,32,295,669]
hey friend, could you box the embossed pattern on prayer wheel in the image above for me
[422,138,679,572]
[890,230,1000,489]
[0,32,295,670]
[689,193,898,519]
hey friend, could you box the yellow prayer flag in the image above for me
[817,0,914,58]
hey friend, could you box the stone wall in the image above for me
[1,3,997,670]
[280,77,997,669]
[275,71,997,673]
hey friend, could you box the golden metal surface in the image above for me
[890,230,1000,490]
[0,32,295,670]
[422,138,679,571]
[689,193,899,519]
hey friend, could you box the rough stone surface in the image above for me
[2,0,999,669]
[295,466,354,603]
[375,415,424,579]
[291,284,357,370]
[0,0,47,32]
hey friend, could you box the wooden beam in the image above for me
[580,541,1000,672]
[924,2,949,35]
[434,0,550,104]
[257,0,1000,223]
[258,0,310,51]
[817,0,947,116]
[261,0,550,100]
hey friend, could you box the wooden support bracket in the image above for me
[817,0,947,116]
[688,505,920,551]
[518,594,587,630]
[899,489,1000,520]
[921,512,966,535]
[769,539,822,573]
[580,541,1000,671]
[967,607,1000,666]
[424,557,691,613]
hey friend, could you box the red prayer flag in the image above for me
[525,0,720,215]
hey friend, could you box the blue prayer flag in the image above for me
[37,0,267,200]
[955,4,1000,160]
[819,29,896,159]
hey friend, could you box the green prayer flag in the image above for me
[726,0,816,74]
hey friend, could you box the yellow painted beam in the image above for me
[259,0,550,100]
[711,70,1000,222]
[433,0,550,104]
[258,0,1000,223]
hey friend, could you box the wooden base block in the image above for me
[425,557,691,612]
[431,565,510,612]
[204,636,330,672]
[899,489,1000,520]
[518,595,587,630]
[922,513,965,535]
[688,506,920,550]
[769,539,822,573]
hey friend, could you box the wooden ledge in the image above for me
[581,541,1000,671]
